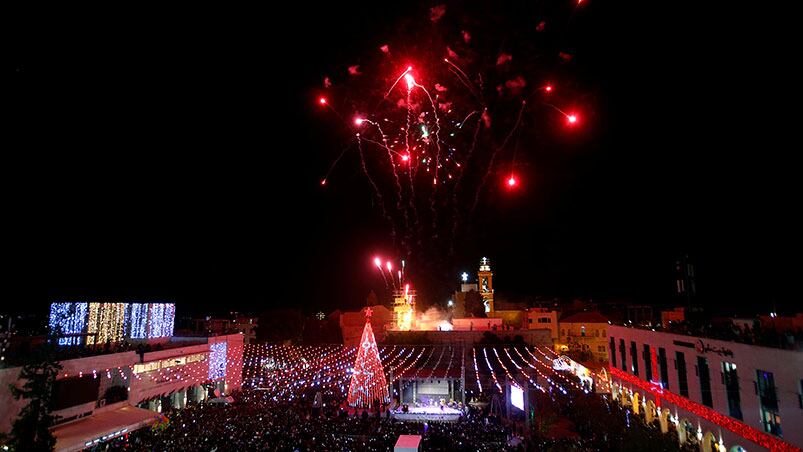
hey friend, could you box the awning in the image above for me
[52,405,158,452]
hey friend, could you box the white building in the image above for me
[608,325,802,452]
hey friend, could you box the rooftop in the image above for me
[560,311,608,324]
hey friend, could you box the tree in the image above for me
[347,308,389,408]
[464,290,486,318]
[8,344,62,451]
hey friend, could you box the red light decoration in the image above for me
[567,114,578,124]
[507,175,517,187]
[347,309,389,408]
[319,97,327,105]
[545,85,553,93]
[401,154,410,162]
[609,367,797,451]
[355,117,365,126]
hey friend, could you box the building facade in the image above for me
[525,308,559,344]
[557,311,609,364]
[608,325,803,451]
[1,333,243,451]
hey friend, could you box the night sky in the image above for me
[8,2,798,317]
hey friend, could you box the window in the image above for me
[697,356,713,408]
[581,326,586,337]
[722,362,742,420]
[538,317,551,323]
[602,329,606,337]
[597,345,606,352]
[676,351,688,397]
[619,339,627,371]
[658,347,669,389]
[799,379,803,409]
[757,370,782,436]
[630,341,639,376]
[642,344,652,382]
[610,337,617,368]
[528,318,533,324]
[133,353,206,374]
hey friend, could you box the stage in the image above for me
[391,406,463,422]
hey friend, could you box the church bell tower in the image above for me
[478,257,494,313]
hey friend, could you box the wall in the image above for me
[452,318,502,331]
[488,310,524,328]
[384,329,552,347]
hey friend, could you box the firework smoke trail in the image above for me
[356,133,397,246]
[380,66,413,106]
[321,139,356,186]
[359,134,411,253]
[364,119,406,238]
[323,103,350,128]
[445,59,483,104]
[376,266,389,288]
[449,112,483,255]
[410,80,444,234]
[412,81,443,187]
[404,87,422,248]
[459,110,480,129]
[386,262,397,291]
[470,101,527,217]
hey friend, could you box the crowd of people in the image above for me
[99,389,514,451]
[89,382,697,452]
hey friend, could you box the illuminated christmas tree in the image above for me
[347,308,389,408]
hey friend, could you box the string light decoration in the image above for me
[149,303,166,338]
[472,348,483,393]
[48,302,176,345]
[86,302,128,344]
[609,367,797,452]
[129,303,148,339]
[238,343,602,408]
[209,341,228,380]
[481,348,503,392]
[86,302,99,345]
[347,308,389,408]
[48,302,88,345]
[148,303,176,338]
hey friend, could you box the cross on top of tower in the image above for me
[364,307,373,318]
[480,257,491,272]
